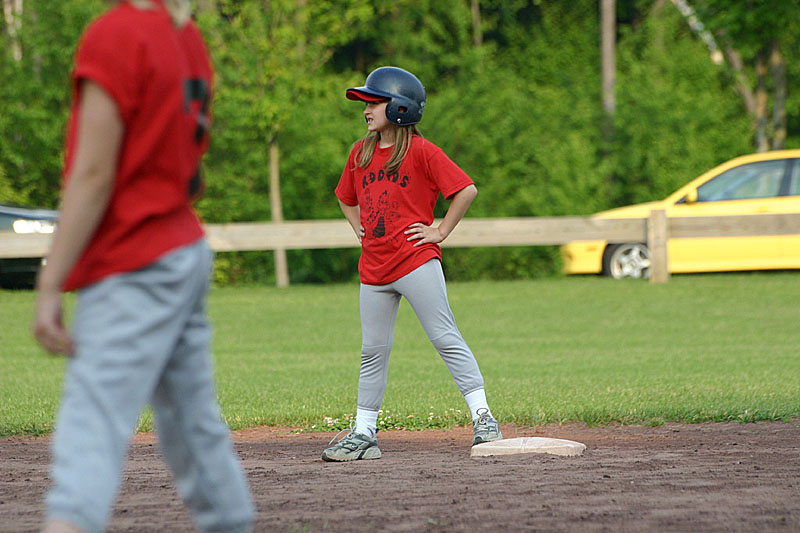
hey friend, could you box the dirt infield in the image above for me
[2,421,799,532]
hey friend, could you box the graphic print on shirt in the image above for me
[361,168,409,189]
[359,163,410,245]
[364,189,400,242]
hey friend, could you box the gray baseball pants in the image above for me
[46,240,253,533]
[358,258,485,411]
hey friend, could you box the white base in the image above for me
[471,437,586,457]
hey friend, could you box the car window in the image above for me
[788,159,800,196]
[696,160,786,202]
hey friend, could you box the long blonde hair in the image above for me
[126,0,192,27]
[355,124,422,175]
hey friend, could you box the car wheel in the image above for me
[602,243,651,279]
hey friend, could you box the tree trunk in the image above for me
[722,46,756,116]
[669,0,723,65]
[770,41,786,151]
[600,0,616,191]
[2,0,23,61]
[471,0,482,48]
[652,0,666,50]
[600,0,616,118]
[754,51,768,153]
[269,140,290,288]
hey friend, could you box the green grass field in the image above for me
[2,273,799,436]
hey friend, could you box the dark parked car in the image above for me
[0,203,58,288]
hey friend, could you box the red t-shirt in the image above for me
[62,1,212,291]
[335,136,474,285]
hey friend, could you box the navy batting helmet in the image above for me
[346,66,426,126]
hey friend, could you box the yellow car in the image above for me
[561,150,800,278]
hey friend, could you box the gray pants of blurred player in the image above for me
[47,240,253,533]
[358,258,485,411]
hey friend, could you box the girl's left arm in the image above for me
[405,184,477,246]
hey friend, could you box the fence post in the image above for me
[648,209,669,283]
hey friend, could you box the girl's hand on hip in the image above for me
[405,222,444,246]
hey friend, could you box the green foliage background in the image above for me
[1,0,798,283]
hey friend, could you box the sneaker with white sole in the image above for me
[321,430,382,462]
[472,408,502,445]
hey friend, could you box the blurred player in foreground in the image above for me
[33,1,253,531]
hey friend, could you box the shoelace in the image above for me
[328,420,356,445]
[474,408,493,428]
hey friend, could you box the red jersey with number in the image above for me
[62,0,212,291]
[335,136,474,285]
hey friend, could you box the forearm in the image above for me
[437,184,477,239]
[338,199,362,238]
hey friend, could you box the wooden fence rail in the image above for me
[2,211,799,284]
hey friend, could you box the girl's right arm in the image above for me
[33,80,123,355]
[338,199,365,244]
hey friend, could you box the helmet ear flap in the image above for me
[385,97,421,125]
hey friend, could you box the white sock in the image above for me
[464,388,492,421]
[355,408,378,438]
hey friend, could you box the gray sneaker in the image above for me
[472,408,502,445]
[321,431,382,462]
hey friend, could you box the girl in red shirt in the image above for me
[324,66,502,461]
[33,2,252,531]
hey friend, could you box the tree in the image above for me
[693,0,800,151]
[613,0,751,204]
[196,0,373,285]
[1,1,791,283]
[0,2,103,207]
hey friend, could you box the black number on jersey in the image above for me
[184,78,210,200]
[184,78,210,144]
